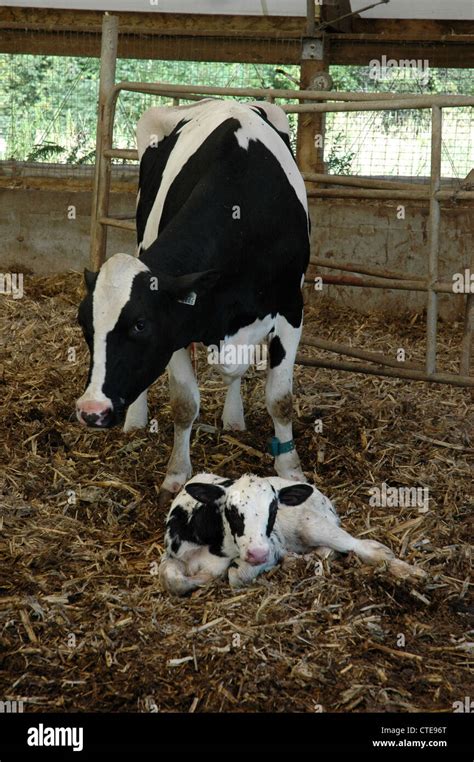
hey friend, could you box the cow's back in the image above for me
[136,99,309,265]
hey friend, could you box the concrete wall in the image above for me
[309,197,473,321]
[1,165,472,321]
[0,163,137,275]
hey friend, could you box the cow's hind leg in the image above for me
[123,389,148,431]
[299,511,426,581]
[161,348,199,503]
[222,371,248,431]
[266,315,305,481]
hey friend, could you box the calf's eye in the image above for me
[133,319,146,333]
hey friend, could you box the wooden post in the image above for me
[426,106,442,376]
[296,2,328,176]
[89,13,119,272]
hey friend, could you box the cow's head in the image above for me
[76,252,216,428]
[185,475,314,566]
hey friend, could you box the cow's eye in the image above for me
[133,319,146,333]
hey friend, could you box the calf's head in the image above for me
[76,252,217,428]
[185,475,313,566]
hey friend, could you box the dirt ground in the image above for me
[0,273,472,712]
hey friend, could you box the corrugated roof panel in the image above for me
[2,0,473,19]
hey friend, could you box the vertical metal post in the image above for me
[460,290,474,377]
[426,105,442,375]
[89,13,119,272]
[306,0,316,35]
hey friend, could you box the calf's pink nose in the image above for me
[246,547,269,566]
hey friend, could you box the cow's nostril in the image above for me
[81,411,99,425]
[80,407,113,427]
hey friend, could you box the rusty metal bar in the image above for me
[300,335,422,371]
[303,172,431,192]
[459,241,474,375]
[295,354,474,388]
[99,215,135,232]
[308,256,425,282]
[306,187,474,201]
[460,292,474,377]
[89,13,118,272]
[103,148,138,160]
[285,96,474,112]
[304,274,455,293]
[426,106,442,375]
[113,81,474,109]
[306,0,316,36]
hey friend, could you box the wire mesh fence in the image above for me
[0,27,473,182]
[325,67,474,178]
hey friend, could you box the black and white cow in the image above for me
[76,99,310,497]
[159,473,426,595]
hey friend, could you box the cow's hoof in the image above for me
[157,488,175,510]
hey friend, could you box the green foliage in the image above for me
[325,132,355,175]
[0,52,472,172]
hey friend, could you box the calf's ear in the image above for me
[158,269,220,299]
[185,482,226,505]
[278,483,314,506]
[84,268,98,292]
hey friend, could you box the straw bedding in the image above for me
[0,273,472,712]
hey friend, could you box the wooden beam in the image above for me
[351,18,474,38]
[0,8,472,66]
[329,37,474,67]
[2,8,471,40]
[0,30,300,64]
[0,7,306,38]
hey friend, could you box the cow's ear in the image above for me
[278,483,313,506]
[159,269,220,299]
[185,482,226,505]
[84,268,98,292]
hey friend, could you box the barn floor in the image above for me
[1,273,472,713]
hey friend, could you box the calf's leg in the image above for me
[160,549,231,596]
[299,511,426,581]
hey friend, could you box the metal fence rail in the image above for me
[90,14,474,389]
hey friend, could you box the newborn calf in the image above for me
[159,473,425,596]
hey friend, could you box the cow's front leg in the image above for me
[123,389,148,432]
[266,316,305,481]
[161,348,199,501]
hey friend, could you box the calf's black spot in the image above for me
[225,504,245,538]
[167,503,225,556]
[266,497,278,536]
